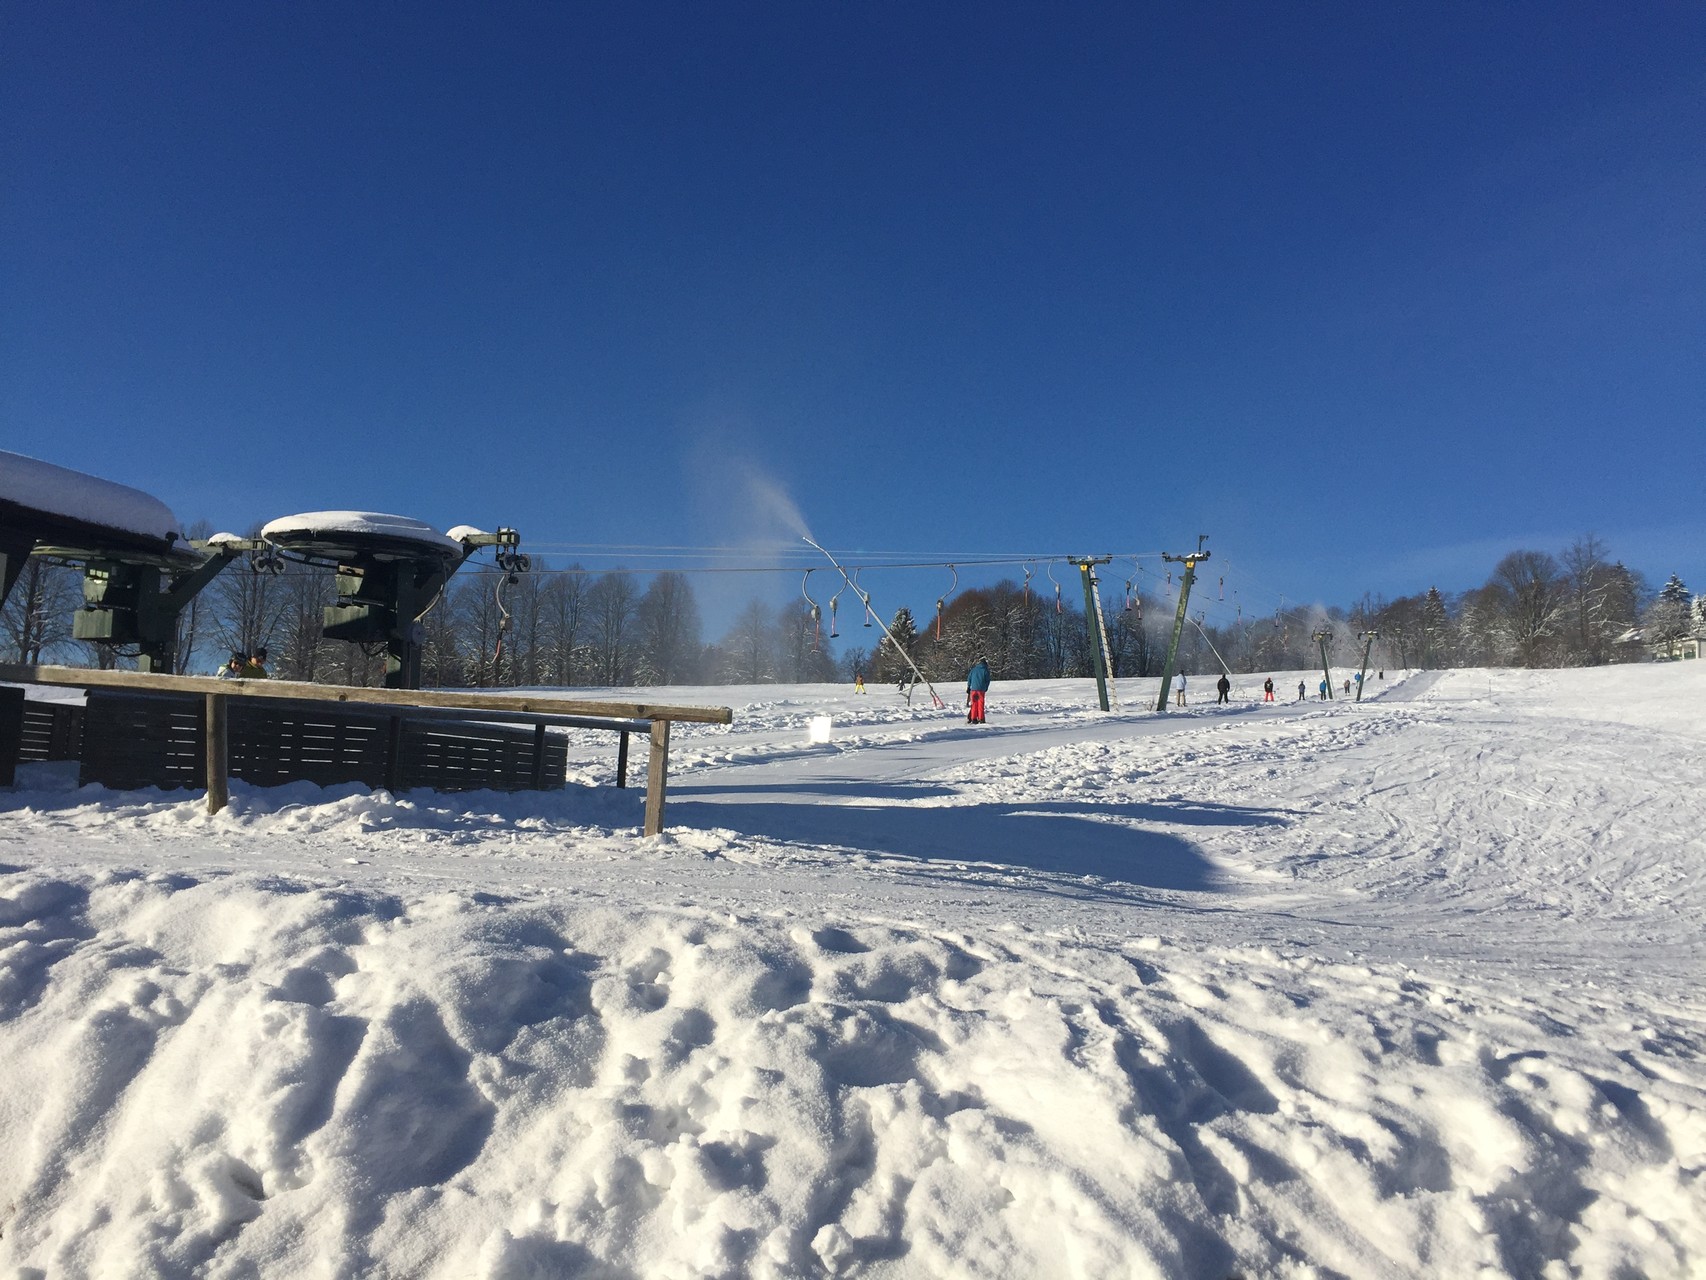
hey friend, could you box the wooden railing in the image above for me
[0,664,732,836]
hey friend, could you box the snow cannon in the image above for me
[259,512,525,689]
[0,450,251,673]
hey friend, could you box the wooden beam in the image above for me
[643,719,671,837]
[204,692,228,814]
[0,663,732,725]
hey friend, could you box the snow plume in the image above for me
[684,433,818,631]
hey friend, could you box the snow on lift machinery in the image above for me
[801,569,823,651]
[259,512,526,689]
[0,450,253,674]
[935,564,957,640]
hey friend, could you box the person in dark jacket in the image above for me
[1263,677,1275,702]
[1216,673,1231,704]
[966,657,991,724]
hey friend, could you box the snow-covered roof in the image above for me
[0,449,181,543]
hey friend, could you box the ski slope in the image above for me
[0,664,1702,1278]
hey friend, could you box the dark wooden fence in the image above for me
[1,665,732,834]
[78,691,568,793]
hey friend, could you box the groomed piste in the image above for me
[1,663,1702,1278]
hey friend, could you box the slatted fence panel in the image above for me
[397,720,567,792]
[229,702,389,788]
[18,701,84,762]
[77,692,569,795]
[80,692,204,790]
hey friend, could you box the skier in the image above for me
[1175,672,1188,707]
[966,656,991,724]
[1318,679,1328,700]
[1263,677,1274,702]
[1296,680,1306,701]
[1216,673,1231,705]
[1353,671,1363,694]
[854,671,866,694]
[1343,678,1351,696]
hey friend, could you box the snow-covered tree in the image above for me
[1644,574,1695,658]
[874,607,918,682]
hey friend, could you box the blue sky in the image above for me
[4,2,1702,632]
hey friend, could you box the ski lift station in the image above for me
[0,450,731,834]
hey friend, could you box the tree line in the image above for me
[4,533,1699,684]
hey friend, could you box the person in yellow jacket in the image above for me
[239,646,270,679]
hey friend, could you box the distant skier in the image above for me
[1297,680,1306,701]
[1343,678,1351,696]
[854,671,866,694]
[1175,672,1188,707]
[1216,673,1231,704]
[1263,677,1274,702]
[1353,671,1363,694]
[1318,679,1328,700]
[966,656,991,724]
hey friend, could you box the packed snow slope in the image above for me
[1,665,1702,1279]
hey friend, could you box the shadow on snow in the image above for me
[670,779,1292,894]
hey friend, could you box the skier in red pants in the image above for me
[966,656,991,724]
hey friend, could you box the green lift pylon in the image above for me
[1355,629,1378,702]
[1313,629,1334,699]
[1071,557,1114,711]
[1156,536,1210,712]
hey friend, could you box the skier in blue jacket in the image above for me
[966,657,991,724]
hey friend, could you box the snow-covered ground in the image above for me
[1,664,1702,1279]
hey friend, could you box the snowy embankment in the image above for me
[1,666,1702,1278]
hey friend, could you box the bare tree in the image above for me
[541,569,590,686]
[633,572,702,685]
[271,561,335,681]
[1491,550,1568,667]
[720,599,775,683]
[585,571,639,685]
[0,558,77,663]
[211,534,291,659]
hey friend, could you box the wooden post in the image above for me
[205,692,229,814]
[0,686,24,788]
[384,714,405,792]
[530,721,548,789]
[643,719,670,836]
[616,729,630,788]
